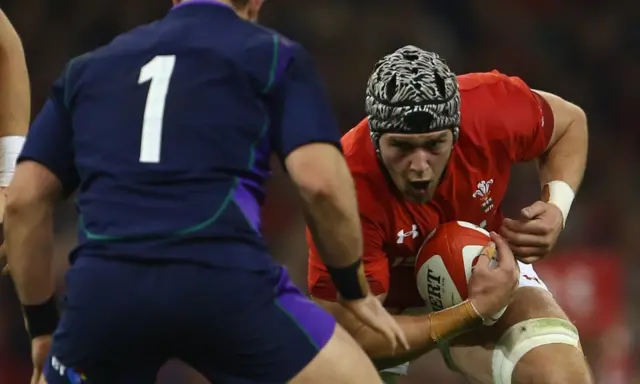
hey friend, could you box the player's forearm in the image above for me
[287,143,363,267]
[304,190,362,268]
[4,197,56,305]
[299,163,363,267]
[319,298,479,370]
[355,313,440,369]
[537,110,588,192]
[0,10,30,136]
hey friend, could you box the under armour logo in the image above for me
[397,225,419,244]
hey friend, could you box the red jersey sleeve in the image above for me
[307,176,391,301]
[465,72,554,163]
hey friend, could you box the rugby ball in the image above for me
[415,221,507,326]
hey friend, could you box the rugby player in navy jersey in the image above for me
[3,1,407,383]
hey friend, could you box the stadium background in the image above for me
[0,0,638,382]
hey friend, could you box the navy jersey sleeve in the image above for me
[268,43,342,160]
[18,64,80,197]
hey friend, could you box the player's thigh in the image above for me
[290,323,384,384]
[182,266,379,383]
[47,257,170,378]
[44,352,163,384]
[443,263,591,384]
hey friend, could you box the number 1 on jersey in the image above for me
[138,55,176,163]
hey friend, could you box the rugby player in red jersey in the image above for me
[308,46,591,383]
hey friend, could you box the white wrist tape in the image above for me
[545,180,575,227]
[0,136,26,187]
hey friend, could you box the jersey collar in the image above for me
[172,0,233,11]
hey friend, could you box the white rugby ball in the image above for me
[414,221,507,326]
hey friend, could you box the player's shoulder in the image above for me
[341,118,393,224]
[61,52,93,78]
[86,19,162,57]
[162,12,307,93]
[59,21,162,82]
[48,51,94,108]
[236,25,308,91]
[242,23,299,51]
[51,21,159,98]
[456,70,536,143]
[457,70,530,93]
[341,118,376,172]
[75,14,305,94]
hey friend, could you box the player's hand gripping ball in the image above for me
[415,221,508,325]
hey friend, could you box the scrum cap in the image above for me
[365,46,460,141]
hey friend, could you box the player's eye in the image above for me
[393,142,415,152]
[424,141,443,150]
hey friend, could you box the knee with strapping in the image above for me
[492,318,583,384]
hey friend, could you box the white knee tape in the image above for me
[492,318,581,384]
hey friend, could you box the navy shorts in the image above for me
[44,256,336,384]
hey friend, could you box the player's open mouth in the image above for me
[410,180,430,192]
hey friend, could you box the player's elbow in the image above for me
[554,100,588,151]
[4,188,55,237]
[286,143,353,203]
[5,163,61,219]
[4,189,42,220]
[565,101,587,132]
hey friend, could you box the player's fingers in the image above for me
[516,220,549,235]
[1,264,8,275]
[366,297,407,352]
[500,226,548,247]
[351,301,397,351]
[473,244,493,270]
[370,303,403,352]
[379,315,399,352]
[490,232,516,269]
[501,218,547,235]
[388,311,409,351]
[376,306,408,352]
[510,245,546,260]
[520,201,548,219]
[370,316,397,352]
[376,318,397,352]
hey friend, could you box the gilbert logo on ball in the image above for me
[414,221,507,326]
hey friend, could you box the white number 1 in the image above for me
[138,55,176,163]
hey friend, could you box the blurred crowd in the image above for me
[1,0,638,383]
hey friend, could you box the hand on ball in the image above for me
[467,232,519,321]
[501,201,563,264]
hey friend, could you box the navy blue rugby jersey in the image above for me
[20,0,341,268]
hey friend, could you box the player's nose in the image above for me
[408,150,432,174]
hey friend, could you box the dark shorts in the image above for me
[44,256,336,384]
